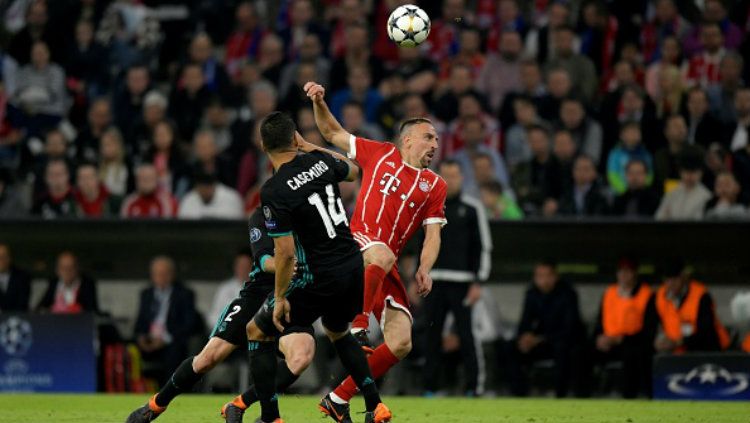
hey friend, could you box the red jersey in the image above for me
[120,192,177,218]
[348,136,447,256]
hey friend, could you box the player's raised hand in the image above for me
[273,297,291,332]
[303,81,325,102]
[415,267,433,297]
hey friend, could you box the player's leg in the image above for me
[224,331,314,416]
[243,306,282,423]
[323,324,391,423]
[351,242,396,335]
[126,296,255,423]
[325,305,411,410]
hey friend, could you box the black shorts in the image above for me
[254,256,364,337]
[210,283,272,346]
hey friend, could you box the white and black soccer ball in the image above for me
[0,316,33,357]
[387,4,430,48]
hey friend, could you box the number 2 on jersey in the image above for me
[308,184,348,238]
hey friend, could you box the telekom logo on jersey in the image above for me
[379,173,401,195]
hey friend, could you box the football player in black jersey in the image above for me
[125,209,307,423]
[242,112,391,423]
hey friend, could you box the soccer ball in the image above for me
[387,4,430,48]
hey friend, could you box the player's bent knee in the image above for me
[386,335,412,359]
[367,245,396,270]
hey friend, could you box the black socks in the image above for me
[333,334,381,412]
[249,341,280,422]
[240,361,299,407]
[154,357,203,407]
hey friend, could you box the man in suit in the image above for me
[134,256,198,385]
[36,251,98,314]
[0,244,31,312]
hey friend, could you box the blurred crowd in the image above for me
[2,242,748,398]
[1,0,750,220]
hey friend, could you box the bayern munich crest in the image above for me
[419,180,430,192]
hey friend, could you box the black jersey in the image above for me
[260,150,359,276]
[242,209,275,296]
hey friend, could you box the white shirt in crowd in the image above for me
[178,184,244,219]
[207,277,243,327]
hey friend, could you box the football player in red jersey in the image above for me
[304,81,448,422]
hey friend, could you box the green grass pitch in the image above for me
[0,394,747,423]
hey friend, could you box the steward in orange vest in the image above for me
[654,261,730,353]
[589,257,657,398]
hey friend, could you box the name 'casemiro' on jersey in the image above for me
[286,160,330,191]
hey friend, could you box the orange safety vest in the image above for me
[743,333,750,354]
[655,280,731,353]
[601,283,652,337]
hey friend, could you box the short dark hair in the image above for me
[260,112,296,152]
[535,258,558,271]
[399,117,432,135]
[625,159,648,172]
[526,123,550,137]
[439,158,462,173]
[479,180,504,194]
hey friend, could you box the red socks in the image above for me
[332,344,400,402]
[352,265,387,330]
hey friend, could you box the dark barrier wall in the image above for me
[1,219,748,283]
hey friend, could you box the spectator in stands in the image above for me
[727,88,750,152]
[75,98,111,163]
[224,1,268,81]
[644,36,685,103]
[98,128,131,197]
[278,0,329,61]
[113,65,152,148]
[707,53,744,123]
[499,60,547,127]
[704,172,747,220]
[557,98,603,165]
[434,64,483,123]
[201,98,242,156]
[685,23,725,88]
[31,159,78,219]
[169,64,211,143]
[544,129,577,204]
[177,171,243,220]
[207,248,253,327]
[134,255,198,385]
[654,260,730,353]
[257,34,286,87]
[330,65,382,124]
[391,44,438,98]
[649,65,684,122]
[640,0,691,64]
[654,115,689,193]
[330,25,385,93]
[247,81,278,127]
[546,25,597,102]
[144,120,189,197]
[479,180,523,220]
[65,19,109,100]
[0,243,31,312]
[607,122,654,195]
[131,90,168,159]
[476,29,523,114]
[603,85,659,154]
[422,160,492,396]
[578,1,618,77]
[13,41,67,121]
[656,149,712,220]
[537,67,572,121]
[504,95,543,169]
[505,259,583,397]
[0,168,26,218]
[612,160,661,218]
[37,251,98,314]
[329,0,368,60]
[7,0,63,65]
[443,25,485,81]
[279,34,330,101]
[189,130,235,189]
[73,163,120,218]
[95,0,160,72]
[682,0,742,58]
[512,124,553,215]
[733,126,750,201]
[589,257,657,399]
[341,101,385,141]
[187,33,230,100]
[280,62,321,118]
[555,155,610,217]
[425,0,466,63]
[451,116,509,198]
[523,1,573,65]
[683,87,723,149]
[120,164,178,218]
[26,129,74,199]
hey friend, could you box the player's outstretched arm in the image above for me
[296,132,360,181]
[415,223,442,297]
[303,81,352,153]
